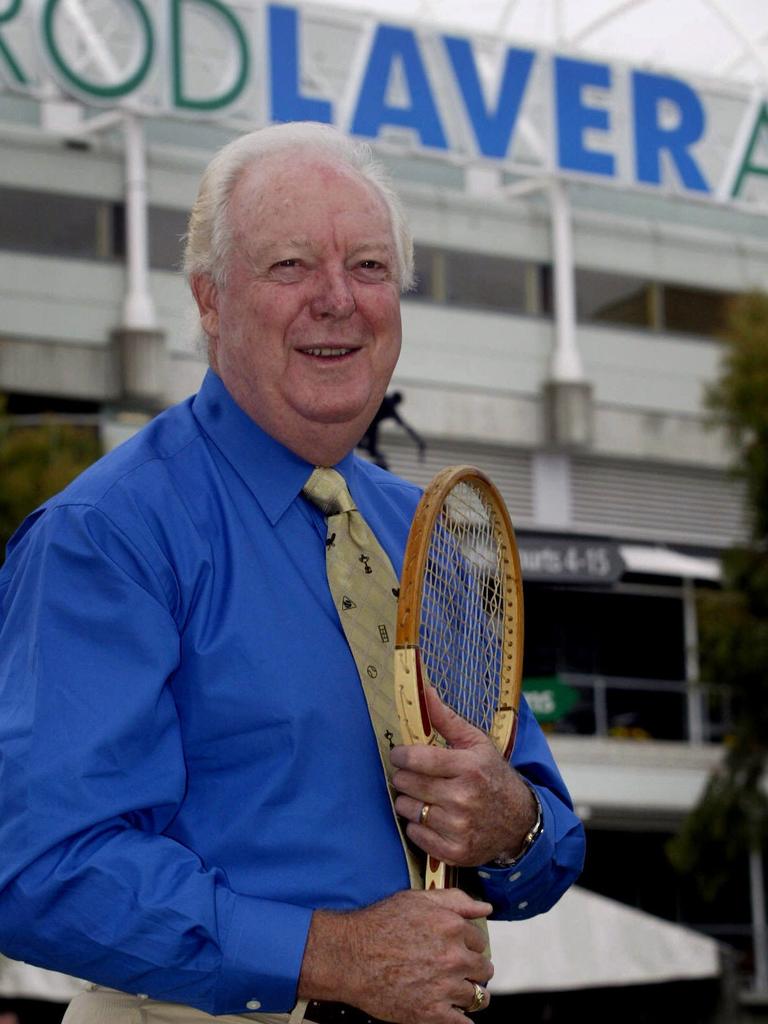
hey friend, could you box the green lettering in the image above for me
[43,0,153,100]
[171,0,249,112]
[0,0,28,85]
[731,101,768,199]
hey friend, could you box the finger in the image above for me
[395,794,440,828]
[405,822,475,865]
[447,1007,475,1024]
[462,922,490,955]
[390,742,473,775]
[425,686,487,750]
[392,769,453,806]
[422,888,493,920]
[462,981,491,1014]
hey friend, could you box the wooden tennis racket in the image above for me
[394,465,524,890]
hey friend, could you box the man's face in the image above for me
[198,154,403,462]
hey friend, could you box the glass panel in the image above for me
[149,207,190,271]
[663,284,735,337]
[539,264,554,315]
[444,250,528,313]
[0,187,101,259]
[411,244,436,299]
[575,269,653,327]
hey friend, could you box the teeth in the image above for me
[305,348,351,357]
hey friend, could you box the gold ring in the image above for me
[466,983,485,1014]
[419,802,431,826]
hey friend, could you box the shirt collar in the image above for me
[191,369,358,525]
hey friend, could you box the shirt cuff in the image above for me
[214,890,314,1015]
[474,788,557,918]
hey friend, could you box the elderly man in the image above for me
[0,123,584,1024]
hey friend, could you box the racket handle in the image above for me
[425,857,453,889]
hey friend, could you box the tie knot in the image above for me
[302,467,356,517]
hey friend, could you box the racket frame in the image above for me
[394,465,524,887]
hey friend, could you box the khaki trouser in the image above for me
[62,986,306,1024]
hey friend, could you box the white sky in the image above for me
[298,0,768,87]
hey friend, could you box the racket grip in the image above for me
[425,856,450,890]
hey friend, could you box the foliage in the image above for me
[668,292,768,899]
[708,293,768,539]
[0,398,101,558]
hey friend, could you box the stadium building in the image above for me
[1,1,767,1020]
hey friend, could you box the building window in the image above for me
[411,244,439,300]
[662,284,735,337]
[575,269,658,328]
[444,250,530,313]
[148,207,190,271]
[0,186,110,260]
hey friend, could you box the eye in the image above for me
[354,258,391,280]
[268,258,307,281]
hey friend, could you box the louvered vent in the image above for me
[572,457,748,547]
[372,434,535,521]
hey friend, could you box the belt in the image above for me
[303,1000,389,1024]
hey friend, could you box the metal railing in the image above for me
[552,672,733,744]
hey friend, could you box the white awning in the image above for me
[488,886,721,993]
[0,956,85,1002]
[619,545,721,582]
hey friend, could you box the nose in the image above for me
[309,266,356,320]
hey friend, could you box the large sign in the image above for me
[517,537,625,584]
[2,0,768,207]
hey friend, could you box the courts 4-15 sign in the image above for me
[2,0,768,206]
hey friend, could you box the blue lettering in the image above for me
[442,37,534,159]
[269,4,332,124]
[351,25,447,149]
[633,71,709,192]
[555,57,614,177]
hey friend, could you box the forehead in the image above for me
[228,152,395,250]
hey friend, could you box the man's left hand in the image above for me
[390,686,538,867]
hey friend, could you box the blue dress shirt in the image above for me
[0,370,584,1015]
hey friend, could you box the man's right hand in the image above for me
[297,888,493,1024]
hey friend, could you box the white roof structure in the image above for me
[300,0,768,87]
[488,885,721,992]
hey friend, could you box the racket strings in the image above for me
[420,481,505,734]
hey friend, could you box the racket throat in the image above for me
[394,646,435,745]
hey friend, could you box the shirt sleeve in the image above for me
[474,697,586,919]
[0,504,312,1016]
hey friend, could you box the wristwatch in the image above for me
[491,783,543,868]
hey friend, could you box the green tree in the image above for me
[668,292,768,985]
[0,399,101,558]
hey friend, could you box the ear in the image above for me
[190,273,220,351]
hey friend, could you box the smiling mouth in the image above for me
[301,347,357,358]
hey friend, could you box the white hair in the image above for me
[183,121,414,292]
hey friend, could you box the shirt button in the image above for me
[246,1000,262,1010]
[477,870,491,879]
[508,871,522,882]
[518,900,529,910]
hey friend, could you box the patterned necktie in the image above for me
[302,466,422,889]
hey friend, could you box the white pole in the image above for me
[750,844,768,994]
[122,113,157,331]
[549,179,584,382]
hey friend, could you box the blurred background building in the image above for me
[1,1,767,1021]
